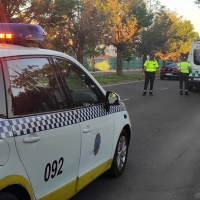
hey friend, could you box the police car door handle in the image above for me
[83,128,93,133]
[23,137,41,143]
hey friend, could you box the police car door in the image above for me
[4,57,81,200]
[53,58,115,191]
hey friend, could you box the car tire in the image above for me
[160,76,164,80]
[0,192,18,200]
[106,129,129,177]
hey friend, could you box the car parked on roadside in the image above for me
[160,62,179,80]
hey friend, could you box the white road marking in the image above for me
[160,87,169,90]
[121,98,130,102]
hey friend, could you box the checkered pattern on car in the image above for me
[0,104,126,139]
[190,70,200,77]
[0,120,13,139]
[10,111,78,137]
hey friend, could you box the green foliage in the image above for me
[131,1,153,29]
[121,49,135,62]
[195,0,200,6]
[131,0,166,61]
[156,16,199,61]
[84,46,106,58]
[94,73,143,84]
[0,0,28,22]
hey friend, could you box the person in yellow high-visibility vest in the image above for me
[177,57,192,95]
[142,54,159,96]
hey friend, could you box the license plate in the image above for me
[166,73,172,75]
[193,78,200,80]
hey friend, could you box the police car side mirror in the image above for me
[104,91,120,112]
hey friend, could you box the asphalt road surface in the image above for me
[71,78,200,200]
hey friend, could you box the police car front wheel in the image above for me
[0,192,18,200]
[107,129,129,177]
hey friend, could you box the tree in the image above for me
[155,13,198,65]
[122,48,136,70]
[131,1,198,66]
[131,0,162,64]
[149,9,176,65]
[84,45,106,71]
[0,0,29,22]
[45,0,108,64]
[101,0,137,75]
[195,0,200,6]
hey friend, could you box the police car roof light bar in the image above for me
[0,23,46,48]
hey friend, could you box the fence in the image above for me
[83,57,163,71]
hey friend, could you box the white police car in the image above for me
[0,23,131,200]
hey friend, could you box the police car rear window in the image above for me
[194,49,200,65]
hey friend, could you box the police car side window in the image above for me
[7,57,66,115]
[194,49,200,65]
[54,58,105,107]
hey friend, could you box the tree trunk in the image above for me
[92,57,95,72]
[142,54,147,66]
[116,47,123,75]
[76,47,84,65]
[127,61,129,70]
[162,60,166,67]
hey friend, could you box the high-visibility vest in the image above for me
[144,60,159,72]
[177,62,191,73]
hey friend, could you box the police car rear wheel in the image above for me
[107,130,129,177]
[0,192,18,200]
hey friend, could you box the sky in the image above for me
[159,0,200,34]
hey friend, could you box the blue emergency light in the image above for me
[0,23,46,47]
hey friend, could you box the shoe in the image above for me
[149,91,153,96]
[142,91,147,96]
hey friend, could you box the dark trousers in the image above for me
[179,72,189,91]
[144,72,155,91]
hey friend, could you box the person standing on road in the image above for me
[142,54,159,96]
[177,57,192,96]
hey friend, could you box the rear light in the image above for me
[173,67,178,71]
[161,67,166,71]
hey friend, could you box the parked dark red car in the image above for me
[160,63,179,80]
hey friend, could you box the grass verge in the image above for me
[93,73,144,85]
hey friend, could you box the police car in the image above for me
[0,23,131,200]
[188,38,200,90]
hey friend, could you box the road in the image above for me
[71,78,200,200]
